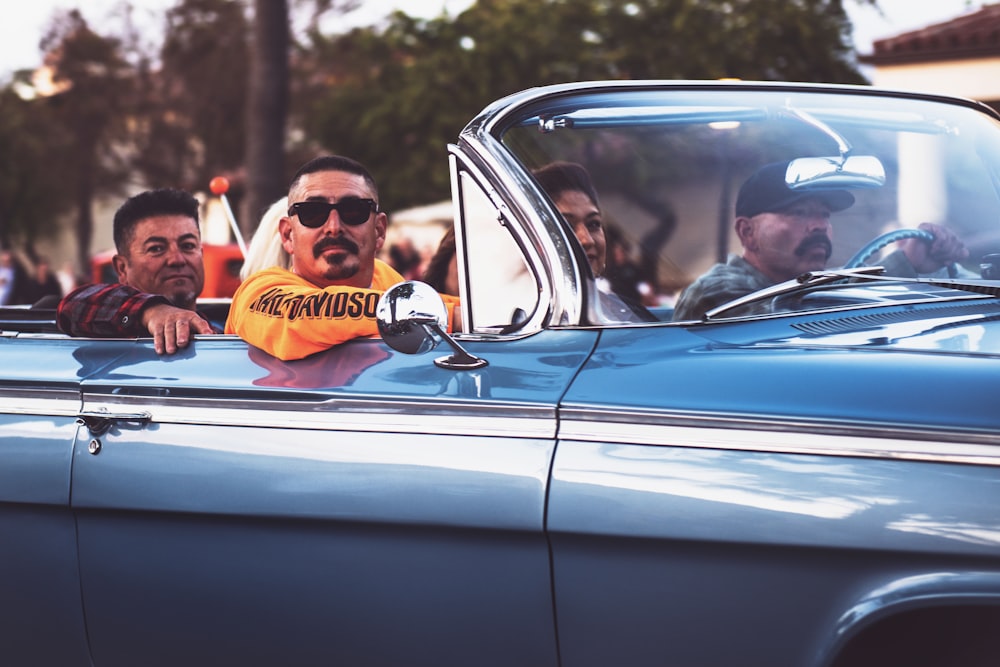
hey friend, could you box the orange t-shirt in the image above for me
[226,259,459,360]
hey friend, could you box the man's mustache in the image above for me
[795,233,832,259]
[314,235,358,258]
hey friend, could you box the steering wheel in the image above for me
[844,228,934,269]
[844,228,959,278]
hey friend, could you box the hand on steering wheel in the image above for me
[898,222,968,274]
[844,223,966,277]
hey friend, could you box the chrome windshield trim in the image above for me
[560,406,1000,466]
[449,135,583,326]
[81,393,556,439]
[447,146,565,331]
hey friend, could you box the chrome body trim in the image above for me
[0,389,81,417]
[560,406,1000,465]
[81,393,557,439]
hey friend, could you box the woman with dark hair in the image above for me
[533,161,606,277]
[533,161,656,322]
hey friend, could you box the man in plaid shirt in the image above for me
[57,188,217,354]
[672,161,968,321]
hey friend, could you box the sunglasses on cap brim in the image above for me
[287,198,379,228]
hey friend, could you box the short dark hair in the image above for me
[532,161,600,208]
[289,155,379,201]
[113,188,200,254]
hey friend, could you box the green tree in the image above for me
[300,0,874,211]
[596,0,867,82]
[39,9,135,271]
[0,86,76,256]
[135,0,250,196]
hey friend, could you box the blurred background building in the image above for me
[860,3,1000,112]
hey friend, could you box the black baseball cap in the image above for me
[735,161,855,218]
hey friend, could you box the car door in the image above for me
[547,326,1000,667]
[71,330,596,667]
[0,334,135,666]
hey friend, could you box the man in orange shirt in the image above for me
[227,155,458,360]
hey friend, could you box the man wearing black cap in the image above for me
[672,160,967,321]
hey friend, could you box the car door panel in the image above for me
[549,328,1000,667]
[72,332,597,667]
[0,415,88,667]
[0,336,134,666]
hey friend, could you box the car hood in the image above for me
[565,299,1000,437]
[694,299,1000,358]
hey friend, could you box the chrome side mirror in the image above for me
[376,281,487,370]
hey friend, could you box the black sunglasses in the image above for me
[288,198,379,228]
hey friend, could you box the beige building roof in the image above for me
[859,3,1000,107]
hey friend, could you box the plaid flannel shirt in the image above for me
[57,283,169,337]
[672,255,774,321]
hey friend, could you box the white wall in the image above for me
[870,56,1000,101]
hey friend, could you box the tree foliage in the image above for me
[0,87,75,255]
[37,10,136,269]
[301,0,869,211]
[135,0,250,193]
[0,0,880,259]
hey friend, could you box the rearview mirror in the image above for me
[786,155,886,190]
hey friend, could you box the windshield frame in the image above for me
[455,81,1000,327]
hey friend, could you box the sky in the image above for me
[0,0,989,80]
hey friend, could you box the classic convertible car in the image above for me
[3,81,1000,667]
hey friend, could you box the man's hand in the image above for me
[141,303,215,354]
[899,222,969,275]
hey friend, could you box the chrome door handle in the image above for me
[77,409,152,436]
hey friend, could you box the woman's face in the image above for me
[555,190,606,276]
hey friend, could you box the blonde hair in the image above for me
[240,196,290,279]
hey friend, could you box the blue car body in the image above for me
[3,80,1000,666]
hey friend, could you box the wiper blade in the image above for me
[703,267,885,320]
[701,266,1000,321]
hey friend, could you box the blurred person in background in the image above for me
[387,236,423,280]
[240,196,291,280]
[0,250,33,305]
[0,250,15,305]
[20,256,63,305]
[56,261,79,297]
[422,226,459,296]
[603,223,657,308]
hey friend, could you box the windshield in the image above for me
[496,85,1000,323]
